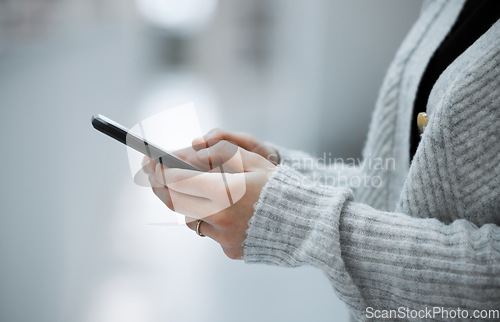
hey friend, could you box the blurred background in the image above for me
[0,1,422,321]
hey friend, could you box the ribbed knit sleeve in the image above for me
[244,165,500,320]
[244,164,368,318]
[340,203,500,319]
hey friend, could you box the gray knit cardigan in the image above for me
[243,1,500,321]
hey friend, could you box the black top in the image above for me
[410,0,500,161]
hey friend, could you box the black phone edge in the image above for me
[91,114,200,171]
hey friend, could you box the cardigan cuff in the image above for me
[243,163,369,319]
[243,163,352,266]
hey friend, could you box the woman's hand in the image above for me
[192,128,280,165]
[143,139,276,260]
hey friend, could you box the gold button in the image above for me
[417,112,429,134]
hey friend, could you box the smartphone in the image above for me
[91,114,200,171]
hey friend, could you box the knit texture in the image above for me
[244,1,500,321]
